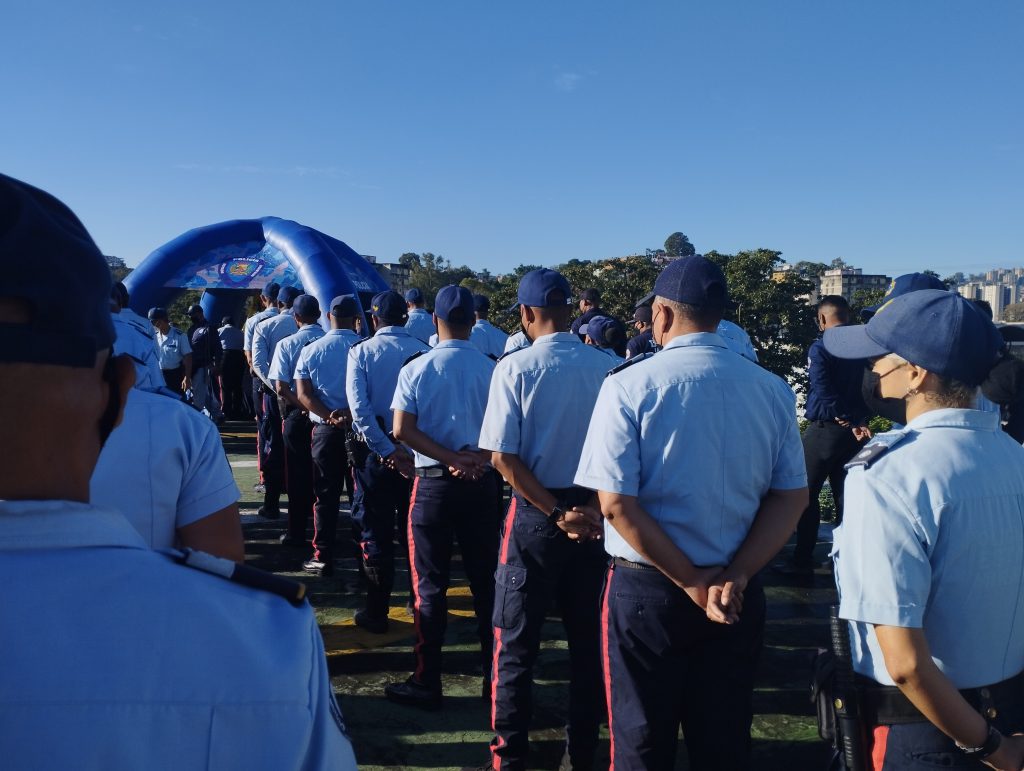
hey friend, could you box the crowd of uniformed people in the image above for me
[3,172,1024,771]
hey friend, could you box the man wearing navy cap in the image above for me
[384,286,501,710]
[570,287,605,340]
[861,271,946,321]
[469,294,509,358]
[295,295,363,576]
[244,282,281,483]
[823,290,1024,770]
[186,304,224,423]
[478,268,610,770]
[626,304,656,359]
[346,290,429,632]
[405,287,436,344]
[576,255,808,770]
[0,174,356,770]
[218,314,246,420]
[581,315,626,362]
[269,293,325,547]
[149,306,192,395]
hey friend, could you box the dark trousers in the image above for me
[603,563,765,771]
[252,377,266,481]
[407,472,501,690]
[283,410,314,541]
[351,452,412,618]
[490,493,607,771]
[161,366,185,396]
[220,350,245,418]
[241,370,256,419]
[258,390,285,503]
[794,420,864,566]
[311,422,350,562]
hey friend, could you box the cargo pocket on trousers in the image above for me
[492,564,528,629]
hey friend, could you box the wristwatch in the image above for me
[548,506,565,523]
[955,724,1001,759]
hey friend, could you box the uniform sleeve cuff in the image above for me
[838,598,925,628]
[572,472,637,497]
[769,473,809,490]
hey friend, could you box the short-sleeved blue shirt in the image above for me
[392,339,496,468]
[575,332,806,567]
[252,310,298,384]
[833,408,1024,688]
[479,331,612,489]
[268,324,324,385]
[294,329,361,422]
[405,308,436,344]
[155,326,191,370]
[244,306,278,353]
[470,320,509,359]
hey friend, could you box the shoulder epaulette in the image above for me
[497,346,528,363]
[164,548,307,606]
[844,430,910,470]
[402,350,427,367]
[487,353,499,362]
[349,336,371,349]
[607,350,654,377]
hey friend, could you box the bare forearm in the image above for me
[491,452,557,515]
[275,381,302,408]
[725,487,808,581]
[599,491,699,587]
[177,504,245,562]
[296,381,332,421]
[182,354,192,380]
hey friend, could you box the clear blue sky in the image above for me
[3,1,1022,277]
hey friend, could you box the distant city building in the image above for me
[958,282,1016,321]
[363,255,413,294]
[817,268,891,304]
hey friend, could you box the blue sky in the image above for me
[3,1,1022,277]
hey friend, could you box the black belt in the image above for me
[513,486,592,510]
[612,556,657,571]
[859,671,1024,725]
[414,466,452,479]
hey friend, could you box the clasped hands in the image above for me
[680,567,747,626]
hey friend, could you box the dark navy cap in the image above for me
[435,285,475,324]
[371,290,408,320]
[0,174,115,367]
[823,289,1002,387]
[278,286,302,305]
[863,272,947,317]
[261,281,281,301]
[652,255,728,308]
[187,304,203,316]
[404,288,424,303]
[580,288,601,303]
[292,294,320,319]
[329,294,360,317]
[148,307,168,321]
[633,305,653,324]
[581,315,618,345]
[518,269,572,308]
[473,294,491,312]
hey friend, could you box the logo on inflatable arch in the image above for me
[220,257,265,282]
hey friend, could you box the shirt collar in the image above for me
[0,500,148,552]
[474,319,492,328]
[905,407,1000,432]
[375,326,411,337]
[533,331,581,345]
[661,332,728,351]
[326,328,357,338]
[433,339,475,350]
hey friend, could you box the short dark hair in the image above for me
[657,297,722,328]
[580,288,600,303]
[818,295,851,323]
[969,299,994,320]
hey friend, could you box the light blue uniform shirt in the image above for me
[269,324,325,385]
[717,319,758,362]
[594,346,625,367]
[252,310,297,385]
[428,332,439,347]
[155,326,191,369]
[91,388,240,549]
[0,500,356,771]
[112,310,164,391]
[346,326,430,457]
[244,306,278,353]
[479,331,612,489]
[503,330,531,354]
[470,319,509,359]
[575,332,807,566]
[218,323,244,351]
[294,329,362,423]
[832,408,1024,688]
[405,308,436,344]
[392,339,496,468]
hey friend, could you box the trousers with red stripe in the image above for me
[489,491,606,771]
[601,562,765,771]
[406,471,501,689]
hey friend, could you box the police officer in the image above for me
[345,290,429,633]
[503,303,531,355]
[824,290,1024,771]
[244,282,281,481]
[148,306,192,395]
[186,304,224,422]
[251,285,302,519]
[469,294,508,358]
[575,255,808,770]
[109,281,165,391]
[294,295,363,576]
[218,315,246,419]
[269,293,325,547]
[404,287,436,343]
[478,268,609,771]
[636,290,760,362]
[0,173,356,770]
[384,286,500,711]
[581,314,626,363]
[625,304,656,359]
[569,286,604,339]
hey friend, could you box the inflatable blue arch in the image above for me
[124,217,389,329]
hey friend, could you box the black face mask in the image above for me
[97,356,123,447]
[861,369,906,425]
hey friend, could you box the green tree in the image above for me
[106,255,131,282]
[558,255,662,329]
[793,260,828,278]
[829,257,850,270]
[398,252,421,269]
[664,232,696,258]
[168,290,202,331]
[850,287,886,318]
[943,272,966,289]
[406,252,476,308]
[1002,303,1024,322]
[921,269,941,279]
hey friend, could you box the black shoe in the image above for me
[257,504,280,520]
[354,609,389,634]
[303,558,334,576]
[384,678,442,711]
[279,533,305,547]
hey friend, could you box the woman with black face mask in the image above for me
[822,290,1024,771]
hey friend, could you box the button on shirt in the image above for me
[575,332,807,567]
[392,339,496,468]
[219,323,244,351]
[155,326,191,370]
[479,331,612,489]
[405,308,436,344]
[91,388,240,549]
[804,336,867,423]
[832,408,1024,689]
[346,326,430,458]
[0,500,357,771]
[252,310,298,385]
[244,306,279,353]
[294,329,362,423]
[269,324,325,386]
[470,319,509,359]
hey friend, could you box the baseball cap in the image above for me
[148,307,168,321]
[473,294,491,313]
[371,290,408,320]
[862,273,947,318]
[652,255,729,308]
[329,295,360,318]
[187,304,203,316]
[580,288,601,303]
[0,174,115,367]
[292,294,320,319]
[517,269,572,308]
[823,289,1003,387]
[435,285,475,324]
[278,286,302,305]
[261,282,281,301]
[405,288,424,303]
[633,305,653,324]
